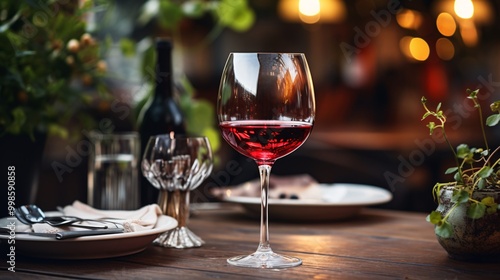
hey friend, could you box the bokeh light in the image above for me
[436,38,455,60]
[409,37,430,61]
[454,0,474,19]
[396,9,422,30]
[299,0,320,16]
[460,20,478,47]
[399,36,413,60]
[436,12,456,36]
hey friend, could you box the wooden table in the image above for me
[2,204,499,279]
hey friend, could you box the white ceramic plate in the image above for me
[221,183,393,222]
[0,215,177,259]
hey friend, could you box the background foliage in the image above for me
[0,0,255,154]
[0,0,108,139]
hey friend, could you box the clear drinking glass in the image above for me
[217,53,316,268]
[141,135,213,248]
[88,132,140,210]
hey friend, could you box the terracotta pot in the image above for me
[435,186,500,261]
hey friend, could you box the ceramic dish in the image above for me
[0,215,177,259]
[219,183,393,221]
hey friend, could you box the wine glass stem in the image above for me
[178,190,190,227]
[157,189,190,227]
[157,189,169,214]
[258,164,272,252]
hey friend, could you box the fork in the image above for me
[15,205,110,230]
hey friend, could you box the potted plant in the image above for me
[421,89,500,261]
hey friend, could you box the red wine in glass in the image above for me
[219,120,312,164]
[218,52,315,268]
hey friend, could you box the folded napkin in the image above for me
[31,201,162,234]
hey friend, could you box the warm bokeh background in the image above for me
[32,0,500,213]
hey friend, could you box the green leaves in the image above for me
[445,167,458,174]
[119,38,136,57]
[477,178,486,190]
[465,196,498,219]
[182,0,207,18]
[467,88,479,101]
[0,1,107,137]
[150,0,255,33]
[158,1,184,30]
[426,122,436,135]
[482,196,498,215]
[486,114,500,127]
[421,99,446,138]
[6,107,26,134]
[455,144,489,164]
[435,222,453,238]
[491,101,500,112]
[486,92,500,126]
[467,202,486,219]
[452,190,470,204]
[465,195,498,219]
[214,0,255,32]
[426,211,453,238]
[427,195,499,238]
[456,143,471,159]
[477,166,493,179]
[426,211,442,225]
[182,99,215,134]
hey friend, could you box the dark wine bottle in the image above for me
[138,38,186,206]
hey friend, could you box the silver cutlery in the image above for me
[15,205,109,230]
[0,227,124,240]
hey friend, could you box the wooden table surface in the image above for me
[2,204,500,279]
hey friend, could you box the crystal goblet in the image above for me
[142,135,213,248]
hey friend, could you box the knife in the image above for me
[0,228,124,240]
[55,228,124,239]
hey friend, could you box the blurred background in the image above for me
[4,0,500,214]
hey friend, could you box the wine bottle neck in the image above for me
[154,41,173,99]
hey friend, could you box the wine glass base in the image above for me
[227,250,302,268]
[153,226,204,249]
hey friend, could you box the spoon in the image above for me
[15,205,109,230]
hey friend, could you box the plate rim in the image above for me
[222,183,393,207]
[0,214,177,242]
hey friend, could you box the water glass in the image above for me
[88,132,140,210]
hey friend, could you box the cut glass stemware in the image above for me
[141,136,213,248]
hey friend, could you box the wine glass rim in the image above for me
[229,52,305,56]
[149,134,209,141]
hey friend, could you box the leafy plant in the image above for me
[0,1,109,139]
[138,0,255,44]
[421,89,500,238]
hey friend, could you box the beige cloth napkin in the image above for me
[31,201,162,234]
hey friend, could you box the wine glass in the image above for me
[141,135,213,248]
[217,53,316,268]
